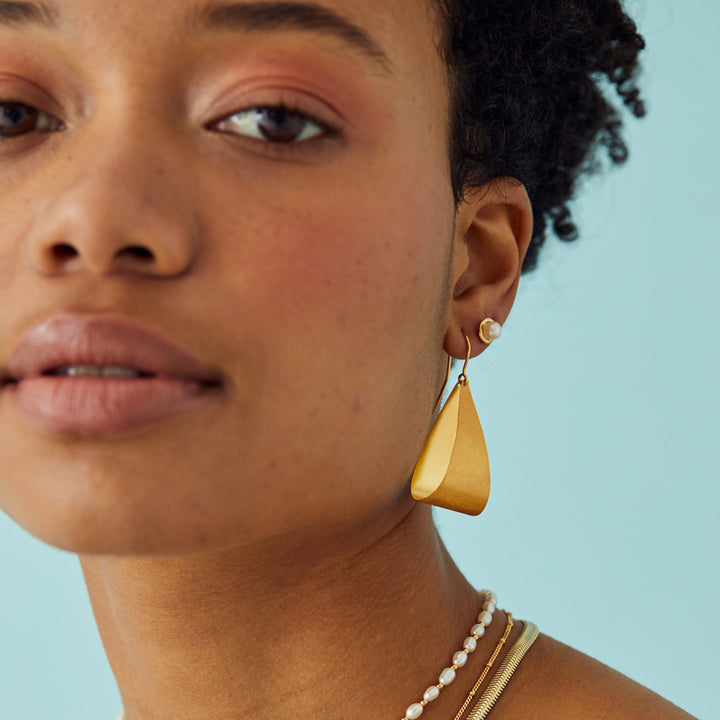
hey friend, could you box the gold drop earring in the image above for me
[411,321,500,516]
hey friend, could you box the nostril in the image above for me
[120,246,155,261]
[51,243,79,261]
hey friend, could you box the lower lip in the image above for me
[7,376,215,434]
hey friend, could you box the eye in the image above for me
[0,102,61,138]
[215,106,327,144]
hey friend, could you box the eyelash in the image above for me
[0,100,338,157]
[211,102,340,156]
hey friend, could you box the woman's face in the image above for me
[0,0,459,554]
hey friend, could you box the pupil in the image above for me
[0,103,38,137]
[256,108,306,143]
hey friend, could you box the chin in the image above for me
[7,495,311,558]
[4,492,201,556]
[15,519,217,557]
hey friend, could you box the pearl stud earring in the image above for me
[478,318,502,345]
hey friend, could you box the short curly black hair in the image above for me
[433,0,646,271]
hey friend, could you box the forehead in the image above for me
[0,0,442,76]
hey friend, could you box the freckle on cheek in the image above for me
[352,396,367,415]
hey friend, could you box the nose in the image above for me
[26,141,199,277]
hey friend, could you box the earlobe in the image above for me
[444,179,533,359]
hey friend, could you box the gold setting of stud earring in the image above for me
[478,318,502,345]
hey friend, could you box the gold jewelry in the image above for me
[411,333,491,515]
[452,614,515,720]
[478,318,502,345]
[465,621,540,720]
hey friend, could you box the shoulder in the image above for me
[489,630,697,720]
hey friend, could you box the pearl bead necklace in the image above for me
[402,590,498,720]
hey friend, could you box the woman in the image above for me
[0,0,701,718]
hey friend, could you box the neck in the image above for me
[81,503,491,720]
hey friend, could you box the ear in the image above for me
[444,179,533,359]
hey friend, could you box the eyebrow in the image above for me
[194,1,393,76]
[0,0,58,27]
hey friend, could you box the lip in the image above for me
[2,313,222,434]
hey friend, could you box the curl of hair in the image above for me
[434,0,646,271]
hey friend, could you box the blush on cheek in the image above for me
[260,182,450,310]
[250,207,399,315]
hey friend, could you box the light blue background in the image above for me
[1,1,717,718]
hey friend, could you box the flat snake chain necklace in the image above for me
[116,590,538,720]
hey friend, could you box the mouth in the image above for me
[2,365,222,385]
[2,313,224,434]
[42,364,156,379]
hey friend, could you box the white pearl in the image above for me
[463,636,478,652]
[439,667,456,685]
[479,321,502,343]
[423,686,440,703]
[478,610,493,626]
[487,322,502,339]
[453,650,468,667]
[482,601,496,614]
[406,703,424,719]
[471,624,486,638]
[486,592,498,604]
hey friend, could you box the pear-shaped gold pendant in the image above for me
[410,379,490,516]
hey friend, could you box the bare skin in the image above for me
[0,1,696,718]
[488,633,697,720]
[81,516,697,720]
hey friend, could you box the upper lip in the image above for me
[3,313,222,385]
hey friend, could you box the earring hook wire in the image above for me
[459,332,471,384]
[433,332,472,411]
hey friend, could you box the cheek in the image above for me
[203,172,454,455]
[210,166,454,344]
[189,157,455,499]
